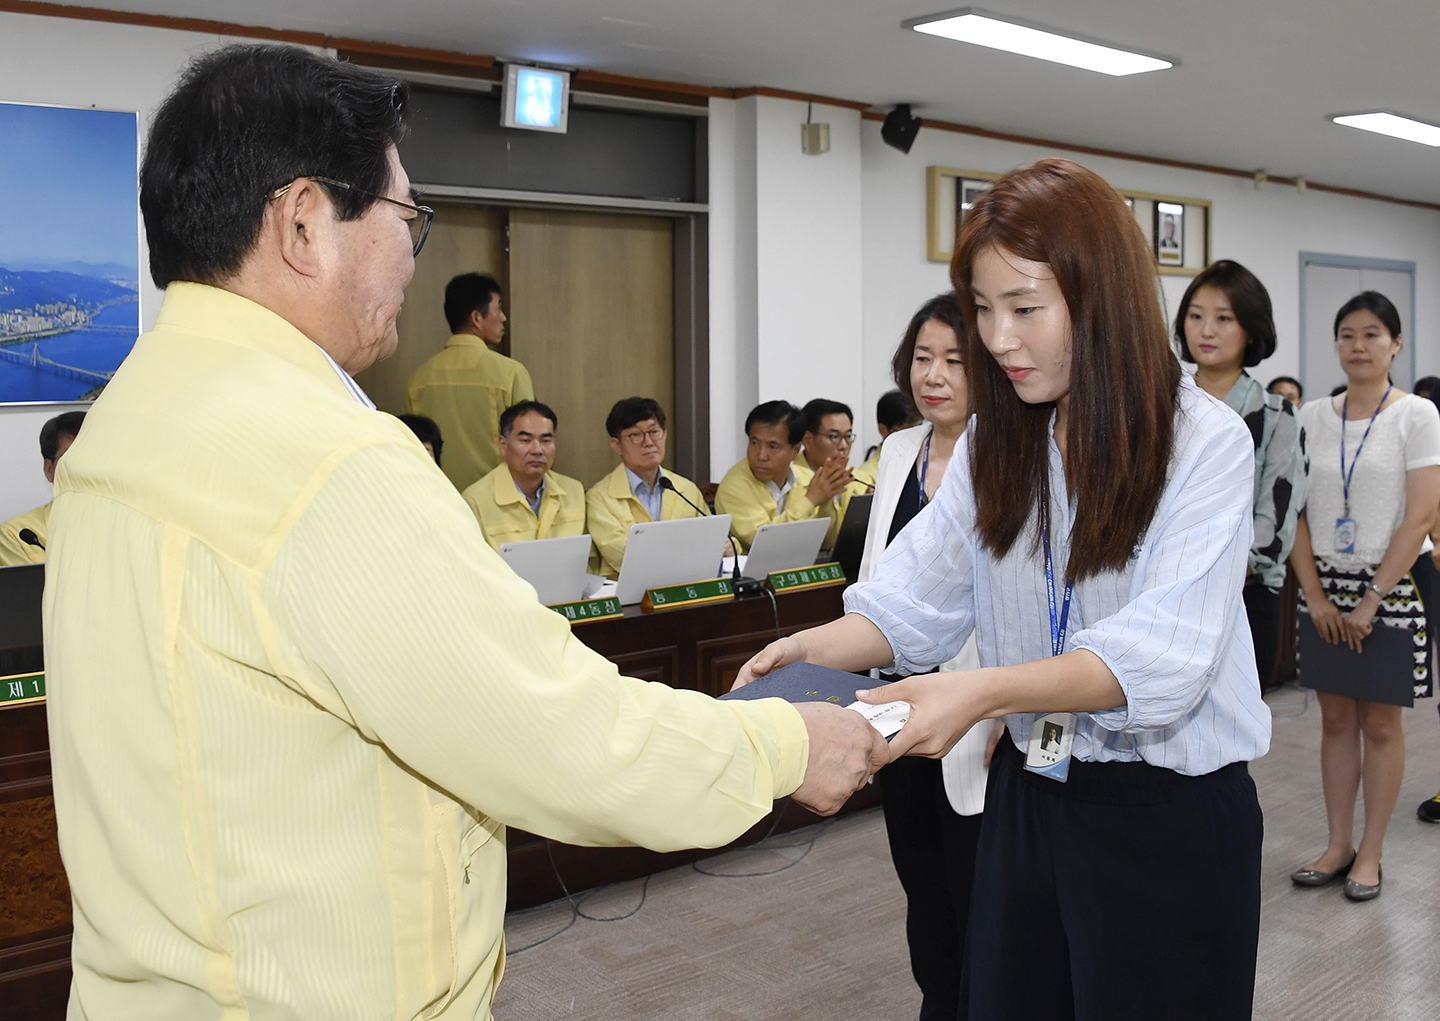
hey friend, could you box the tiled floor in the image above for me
[496,686,1440,1020]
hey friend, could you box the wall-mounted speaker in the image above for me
[881,104,923,154]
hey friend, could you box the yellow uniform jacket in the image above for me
[462,464,587,552]
[585,464,709,578]
[45,283,807,1021]
[0,501,49,566]
[713,458,839,552]
[403,334,535,492]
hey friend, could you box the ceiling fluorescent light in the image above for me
[1331,112,1440,147]
[904,8,1174,77]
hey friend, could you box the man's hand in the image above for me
[732,636,806,690]
[805,456,853,505]
[790,702,891,815]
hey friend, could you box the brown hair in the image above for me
[952,158,1181,581]
[891,292,968,399]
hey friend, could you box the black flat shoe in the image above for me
[1291,853,1356,887]
[1344,866,1382,901]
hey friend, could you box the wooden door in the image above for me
[355,203,506,414]
[507,209,674,488]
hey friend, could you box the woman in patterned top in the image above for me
[1177,260,1310,688]
[1290,291,1440,900]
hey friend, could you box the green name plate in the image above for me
[1,672,45,707]
[642,577,734,613]
[768,562,846,593]
[549,596,624,624]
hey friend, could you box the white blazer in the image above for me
[859,422,989,816]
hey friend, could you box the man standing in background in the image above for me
[405,272,534,491]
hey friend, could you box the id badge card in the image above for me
[1335,518,1357,554]
[1024,712,1077,782]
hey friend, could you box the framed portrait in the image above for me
[0,101,141,405]
[1154,200,1185,266]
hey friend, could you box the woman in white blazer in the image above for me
[859,293,998,1021]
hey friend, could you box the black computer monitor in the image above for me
[0,563,44,677]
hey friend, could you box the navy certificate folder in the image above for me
[1297,612,1415,707]
[718,661,885,705]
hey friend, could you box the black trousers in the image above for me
[877,755,984,1021]
[1243,581,1280,691]
[960,739,1263,1021]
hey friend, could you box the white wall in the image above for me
[708,95,865,472]
[859,122,1440,453]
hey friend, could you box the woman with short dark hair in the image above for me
[1289,290,1440,899]
[1176,260,1309,689]
[736,158,1269,1019]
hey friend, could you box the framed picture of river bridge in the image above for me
[0,100,140,404]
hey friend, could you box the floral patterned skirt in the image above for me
[1300,558,1431,700]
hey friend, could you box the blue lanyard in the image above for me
[917,432,933,509]
[1340,385,1392,517]
[1040,485,1074,659]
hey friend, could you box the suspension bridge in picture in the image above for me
[0,341,114,385]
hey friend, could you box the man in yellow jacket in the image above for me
[715,400,852,552]
[403,272,533,491]
[462,400,586,551]
[0,410,85,566]
[800,397,873,549]
[586,396,712,577]
[45,46,887,1021]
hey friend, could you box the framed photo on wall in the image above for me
[0,100,141,405]
[1154,200,1184,266]
[928,165,1212,276]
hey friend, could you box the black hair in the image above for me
[140,45,409,288]
[605,397,667,438]
[397,413,442,465]
[1330,384,1348,397]
[876,389,917,431]
[1334,291,1403,339]
[40,411,86,461]
[801,398,853,436]
[445,273,504,334]
[893,293,968,398]
[1266,376,1302,400]
[745,400,805,447]
[1174,260,1277,367]
[1415,376,1440,400]
[499,400,558,437]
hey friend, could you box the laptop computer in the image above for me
[498,533,594,606]
[831,492,873,581]
[615,514,732,605]
[741,517,832,580]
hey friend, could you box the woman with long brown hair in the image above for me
[734,158,1269,1019]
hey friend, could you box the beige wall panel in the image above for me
[356,203,506,414]
[508,210,674,488]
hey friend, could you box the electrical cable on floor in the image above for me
[505,840,651,956]
[689,798,842,879]
[1266,682,1314,719]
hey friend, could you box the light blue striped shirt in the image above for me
[845,375,1271,776]
[625,465,665,520]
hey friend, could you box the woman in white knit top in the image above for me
[1290,290,1440,901]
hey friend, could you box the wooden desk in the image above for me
[0,584,862,1014]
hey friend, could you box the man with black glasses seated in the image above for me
[586,396,713,578]
[800,397,872,548]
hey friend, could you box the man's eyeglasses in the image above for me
[269,176,434,257]
[621,427,666,445]
[820,431,856,445]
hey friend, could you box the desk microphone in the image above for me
[659,476,763,596]
[18,529,44,551]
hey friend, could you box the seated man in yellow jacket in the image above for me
[800,397,874,548]
[715,400,851,552]
[0,409,85,566]
[462,400,586,551]
[404,272,534,492]
[586,396,712,578]
[854,388,919,487]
